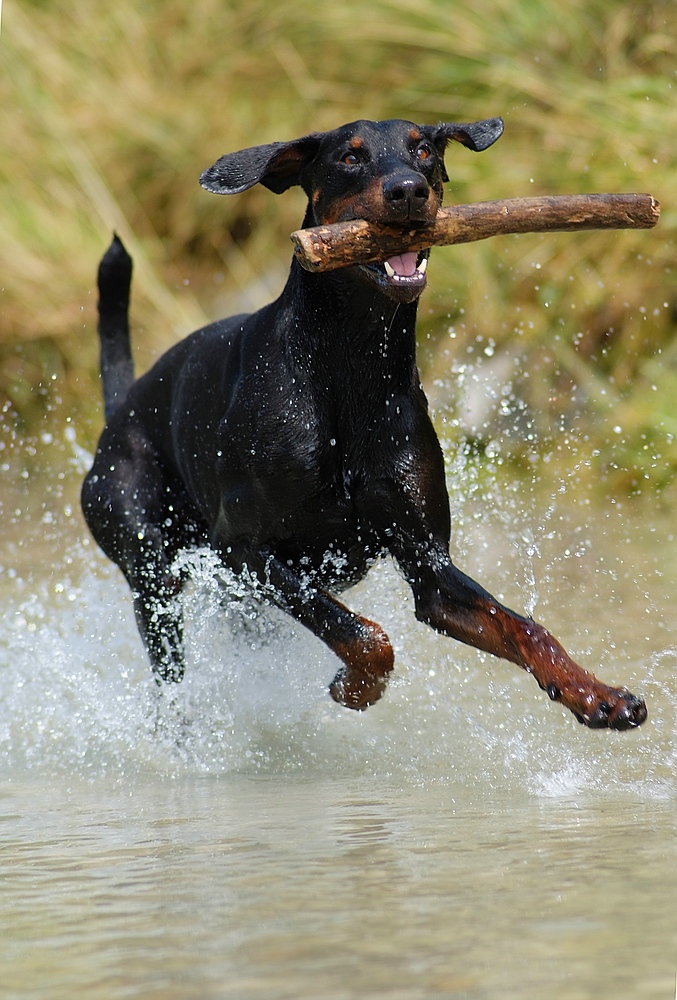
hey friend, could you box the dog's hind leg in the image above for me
[81,435,205,683]
[121,529,186,684]
[83,495,186,682]
[125,523,186,684]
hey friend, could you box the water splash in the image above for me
[0,424,671,796]
[0,521,668,800]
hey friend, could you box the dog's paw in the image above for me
[559,685,647,730]
[329,667,389,711]
[584,688,647,730]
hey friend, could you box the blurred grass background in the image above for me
[1,0,675,492]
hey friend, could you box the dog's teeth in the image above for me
[417,258,428,274]
[384,261,396,278]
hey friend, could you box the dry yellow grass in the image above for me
[1,0,675,487]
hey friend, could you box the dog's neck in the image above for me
[279,257,421,396]
[274,257,424,470]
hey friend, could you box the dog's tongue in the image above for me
[385,252,418,277]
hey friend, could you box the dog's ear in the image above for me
[421,118,504,181]
[200,134,324,195]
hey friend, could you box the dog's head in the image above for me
[201,117,503,303]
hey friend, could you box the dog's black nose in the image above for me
[382,173,430,219]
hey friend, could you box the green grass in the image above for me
[1,0,676,490]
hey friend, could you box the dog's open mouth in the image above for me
[383,251,428,284]
[359,250,429,298]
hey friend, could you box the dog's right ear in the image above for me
[200,134,324,196]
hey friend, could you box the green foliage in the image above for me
[1,0,676,488]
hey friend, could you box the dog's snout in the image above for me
[382,173,430,219]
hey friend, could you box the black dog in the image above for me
[82,117,647,730]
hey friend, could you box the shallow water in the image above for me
[1,429,676,998]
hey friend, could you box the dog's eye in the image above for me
[341,152,359,166]
[416,143,433,161]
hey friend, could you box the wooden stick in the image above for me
[291,193,660,272]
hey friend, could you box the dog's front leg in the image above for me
[241,552,395,710]
[398,546,647,730]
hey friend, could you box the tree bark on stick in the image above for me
[291,193,660,273]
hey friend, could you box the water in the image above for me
[1,428,676,998]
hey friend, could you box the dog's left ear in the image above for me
[200,134,324,196]
[421,117,504,181]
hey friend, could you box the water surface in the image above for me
[1,430,675,998]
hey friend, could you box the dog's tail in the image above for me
[97,234,135,420]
